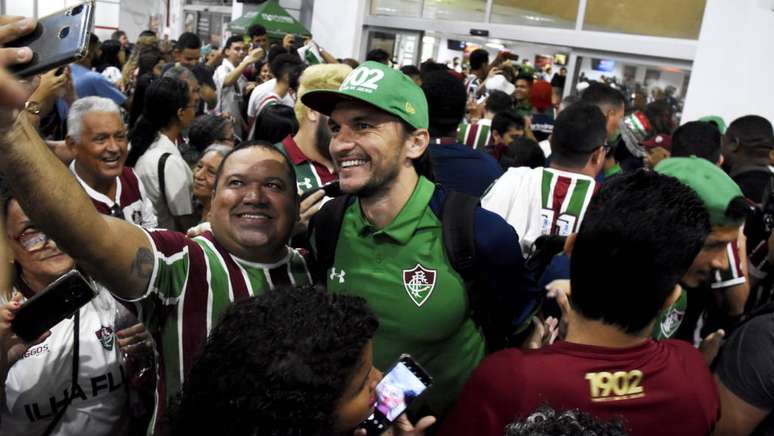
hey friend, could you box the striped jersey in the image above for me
[482,167,596,256]
[456,119,492,150]
[136,229,312,428]
[711,240,745,289]
[275,135,337,195]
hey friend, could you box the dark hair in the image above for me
[726,115,774,149]
[176,32,202,51]
[128,72,156,129]
[421,71,466,137]
[171,285,379,436]
[111,30,126,41]
[224,35,244,50]
[138,48,163,76]
[400,65,420,77]
[189,115,232,152]
[139,30,156,39]
[95,39,121,72]
[247,24,267,38]
[485,90,514,115]
[469,49,489,71]
[419,60,449,77]
[365,48,390,64]
[515,74,534,86]
[253,104,299,144]
[671,121,722,163]
[127,77,190,166]
[88,33,100,49]
[213,141,299,204]
[267,45,295,63]
[500,137,545,169]
[643,100,675,135]
[580,82,626,112]
[550,102,607,168]
[505,405,628,436]
[492,110,525,136]
[571,170,710,334]
[270,53,305,87]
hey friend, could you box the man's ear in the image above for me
[405,129,430,160]
[65,136,78,154]
[307,108,320,123]
[589,146,606,168]
[768,149,774,166]
[717,153,725,167]
[491,130,503,145]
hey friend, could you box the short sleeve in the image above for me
[135,229,193,304]
[162,156,194,216]
[715,313,774,410]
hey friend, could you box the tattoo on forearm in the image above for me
[130,248,154,282]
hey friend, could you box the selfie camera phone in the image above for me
[11,270,97,342]
[299,180,343,202]
[360,354,433,435]
[6,0,95,77]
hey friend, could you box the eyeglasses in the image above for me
[14,229,51,252]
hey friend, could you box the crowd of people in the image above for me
[0,11,773,436]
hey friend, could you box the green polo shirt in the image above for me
[515,100,534,118]
[326,176,486,417]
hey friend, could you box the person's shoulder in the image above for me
[145,228,195,256]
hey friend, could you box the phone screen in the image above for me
[373,361,429,423]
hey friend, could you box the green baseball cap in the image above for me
[699,115,727,134]
[300,61,429,130]
[655,156,745,228]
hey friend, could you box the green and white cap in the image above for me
[301,61,429,130]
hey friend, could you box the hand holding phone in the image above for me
[11,270,96,342]
[359,354,433,435]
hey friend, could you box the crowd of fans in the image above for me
[0,12,773,436]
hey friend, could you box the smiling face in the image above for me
[333,341,383,433]
[5,200,74,291]
[70,111,128,185]
[514,79,531,102]
[328,101,418,198]
[259,63,273,82]
[681,226,739,288]
[193,150,224,202]
[209,147,298,263]
[225,40,246,65]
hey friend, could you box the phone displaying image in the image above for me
[299,181,343,202]
[11,270,97,342]
[360,354,433,435]
[6,0,95,77]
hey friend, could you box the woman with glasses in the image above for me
[127,77,199,231]
[0,193,153,436]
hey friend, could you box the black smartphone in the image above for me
[299,181,343,202]
[360,354,433,435]
[11,270,96,342]
[6,0,95,77]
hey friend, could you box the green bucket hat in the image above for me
[655,156,745,228]
[301,61,429,130]
[699,115,727,135]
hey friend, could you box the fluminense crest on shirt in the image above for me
[403,264,436,307]
[95,326,115,351]
[659,307,685,339]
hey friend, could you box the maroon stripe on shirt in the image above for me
[550,176,571,234]
[268,264,292,288]
[180,239,209,380]
[465,124,479,147]
[202,232,250,300]
[119,167,143,207]
[148,230,190,257]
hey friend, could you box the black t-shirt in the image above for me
[732,168,773,204]
[715,312,774,434]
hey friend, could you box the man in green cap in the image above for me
[654,156,749,340]
[302,61,539,419]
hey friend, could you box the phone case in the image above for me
[6,0,95,77]
[11,270,97,342]
[360,354,433,435]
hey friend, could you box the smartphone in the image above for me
[6,0,95,77]
[299,181,343,202]
[360,354,433,435]
[11,270,96,342]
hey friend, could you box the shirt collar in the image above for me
[222,58,236,70]
[69,160,121,206]
[152,133,181,154]
[281,135,309,165]
[351,176,437,244]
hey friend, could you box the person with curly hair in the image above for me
[171,285,434,436]
[504,405,627,436]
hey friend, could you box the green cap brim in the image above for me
[301,88,426,130]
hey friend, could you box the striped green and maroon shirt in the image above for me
[539,168,597,236]
[275,135,337,195]
[456,119,492,150]
[138,229,312,427]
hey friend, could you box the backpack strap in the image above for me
[442,191,478,281]
[307,195,353,282]
[157,152,171,206]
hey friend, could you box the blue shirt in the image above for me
[429,139,504,198]
[57,64,127,120]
